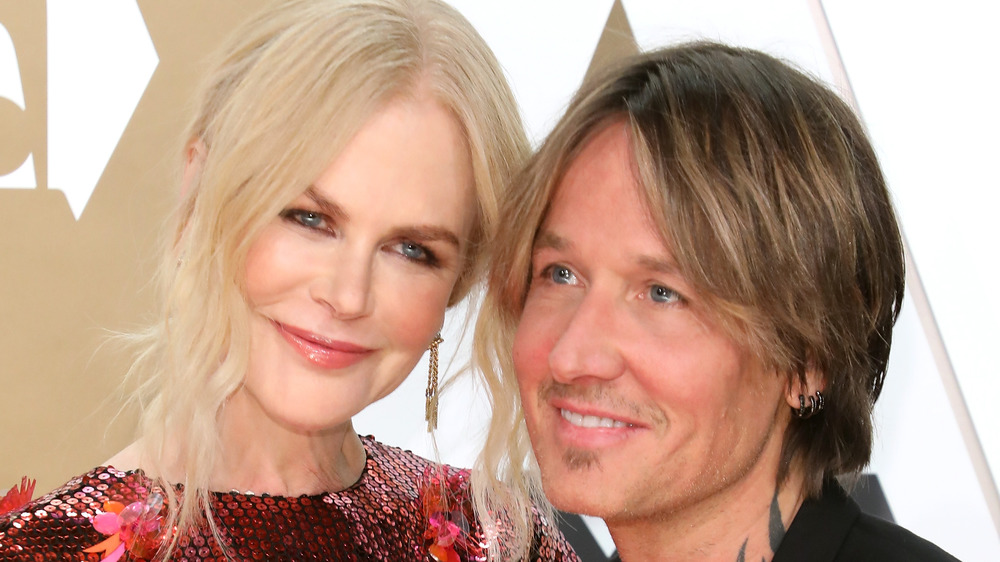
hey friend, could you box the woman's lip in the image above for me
[272,321,374,369]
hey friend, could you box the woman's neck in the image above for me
[208,388,367,497]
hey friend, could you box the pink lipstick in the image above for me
[272,321,373,369]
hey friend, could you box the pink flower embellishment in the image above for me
[84,493,164,562]
[427,511,463,562]
[0,477,35,516]
[421,467,484,562]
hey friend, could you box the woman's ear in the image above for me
[181,137,207,198]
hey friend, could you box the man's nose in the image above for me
[548,289,625,384]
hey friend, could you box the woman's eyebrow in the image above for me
[391,226,461,249]
[304,186,349,223]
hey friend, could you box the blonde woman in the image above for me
[0,1,576,560]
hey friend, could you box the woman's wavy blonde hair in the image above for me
[122,0,526,558]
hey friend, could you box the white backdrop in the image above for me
[356,1,1000,560]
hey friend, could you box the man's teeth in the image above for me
[560,409,630,429]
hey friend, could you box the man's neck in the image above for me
[608,470,807,562]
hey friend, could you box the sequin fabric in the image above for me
[0,436,578,561]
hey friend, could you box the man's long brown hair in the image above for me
[477,41,905,500]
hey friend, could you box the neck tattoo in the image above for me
[768,490,786,551]
[734,488,786,562]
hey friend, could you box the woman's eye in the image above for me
[400,242,426,261]
[649,284,681,304]
[546,265,577,285]
[282,208,328,230]
[392,241,439,267]
[298,211,323,228]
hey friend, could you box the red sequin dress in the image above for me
[0,436,577,561]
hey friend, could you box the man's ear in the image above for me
[785,368,826,412]
[181,137,206,198]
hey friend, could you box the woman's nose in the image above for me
[309,252,374,319]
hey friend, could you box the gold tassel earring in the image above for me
[425,333,444,431]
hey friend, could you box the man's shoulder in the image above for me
[836,512,959,562]
[776,480,958,562]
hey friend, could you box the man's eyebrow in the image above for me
[533,231,569,252]
[304,186,348,222]
[637,254,682,276]
[535,232,680,271]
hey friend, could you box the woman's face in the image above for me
[240,94,474,433]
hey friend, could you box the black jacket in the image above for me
[773,480,959,561]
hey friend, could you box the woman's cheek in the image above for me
[379,273,452,347]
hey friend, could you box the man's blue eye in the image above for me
[650,285,679,303]
[549,266,576,285]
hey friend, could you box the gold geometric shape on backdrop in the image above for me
[0,0,272,495]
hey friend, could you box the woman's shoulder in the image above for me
[358,437,579,561]
[362,435,467,471]
[527,504,581,561]
[486,500,580,561]
[0,466,153,560]
[359,435,470,491]
[351,436,483,559]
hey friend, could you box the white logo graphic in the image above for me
[0,21,34,189]
[0,0,158,220]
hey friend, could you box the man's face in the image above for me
[513,123,791,527]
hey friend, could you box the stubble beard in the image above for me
[537,379,663,477]
[563,447,601,470]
